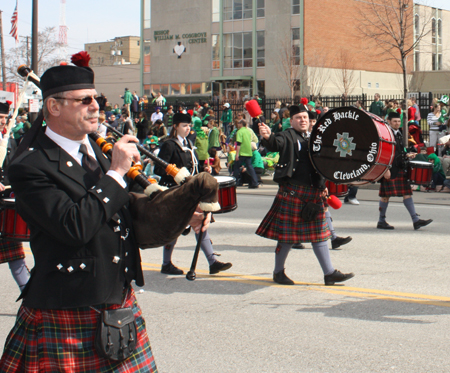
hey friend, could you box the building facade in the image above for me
[86,36,141,66]
[142,0,449,100]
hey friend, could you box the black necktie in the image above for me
[183,139,188,147]
[79,144,102,186]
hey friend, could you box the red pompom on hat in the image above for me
[300,97,308,105]
[71,51,91,67]
[6,100,12,106]
[316,109,321,115]
[187,109,194,116]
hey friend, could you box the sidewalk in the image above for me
[218,156,450,206]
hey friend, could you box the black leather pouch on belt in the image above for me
[94,307,137,361]
[301,201,321,221]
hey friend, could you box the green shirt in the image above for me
[369,100,384,116]
[208,127,220,149]
[236,127,252,157]
[195,136,209,161]
[251,149,264,169]
[282,118,291,131]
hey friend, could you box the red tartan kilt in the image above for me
[379,169,412,197]
[0,241,24,264]
[256,184,331,243]
[0,288,157,373]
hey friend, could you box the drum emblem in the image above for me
[333,132,356,157]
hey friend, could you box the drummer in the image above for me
[0,101,30,292]
[155,112,232,276]
[256,104,354,286]
[377,112,433,230]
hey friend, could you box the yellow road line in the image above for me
[24,249,449,307]
[141,263,450,307]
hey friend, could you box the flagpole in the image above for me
[0,11,7,91]
[31,0,38,74]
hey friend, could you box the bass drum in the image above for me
[309,107,395,185]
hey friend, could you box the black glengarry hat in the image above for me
[173,112,191,124]
[0,101,11,115]
[387,112,401,120]
[289,104,308,117]
[40,51,95,99]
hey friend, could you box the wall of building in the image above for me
[303,0,413,74]
[91,65,140,106]
[410,70,450,94]
[146,0,212,86]
[86,36,140,66]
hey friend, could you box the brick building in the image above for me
[86,36,141,66]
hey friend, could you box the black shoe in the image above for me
[209,260,232,274]
[273,270,294,285]
[331,236,352,250]
[324,269,355,285]
[161,262,184,275]
[248,184,259,189]
[292,243,305,249]
[413,219,433,230]
[377,221,394,230]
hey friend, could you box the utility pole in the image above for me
[31,0,38,74]
[0,11,7,91]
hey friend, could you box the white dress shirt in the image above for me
[45,126,126,188]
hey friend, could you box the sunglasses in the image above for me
[54,96,97,105]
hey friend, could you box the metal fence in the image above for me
[143,92,449,142]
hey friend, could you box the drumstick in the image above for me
[186,212,208,281]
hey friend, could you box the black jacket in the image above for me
[261,128,324,188]
[155,137,196,186]
[8,129,144,309]
[136,118,150,139]
[390,130,407,179]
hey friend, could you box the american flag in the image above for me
[10,1,19,43]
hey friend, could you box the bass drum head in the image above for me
[310,107,380,184]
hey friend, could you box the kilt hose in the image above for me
[256,183,331,243]
[379,169,412,198]
[0,288,158,373]
[0,241,25,264]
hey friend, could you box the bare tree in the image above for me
[332,49,358,97]
[357,0,432,143]
[6,27,67,82]
[272,32,307,100]
[306,49,333,97]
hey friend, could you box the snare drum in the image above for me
[407,160,433,185]
[0,198,30,241]
[310,107,395,185]
[325,180,348,197]
[214,176,237,213]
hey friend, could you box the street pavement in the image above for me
[0,181,449,372]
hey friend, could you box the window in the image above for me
[292,28,301,65]
[257,30,265,67]
[292,0,300,15]
[432,53,436,71]
[144,84,151,96]
[223,32,252,68]
[432,18,436,44]
[415,51,420,71]
[414,14,419,36]
[171,84,181,95]
[212,34,220,69]
[438,19,442,44]
[144,0,151,28]
[137,40,140,46]
[160,84,169,96]
[257,0,265,18]
[212,0,220,22]
[144,42,150,73]
[152,84,160,93]
[223,0,264,20]
[191,83,201,95]
[438,53,442,70]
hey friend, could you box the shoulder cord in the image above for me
[182,146,199,175]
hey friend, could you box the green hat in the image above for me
[438,95,449,105]
[149,136,159,146]
[308,101,316,108]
